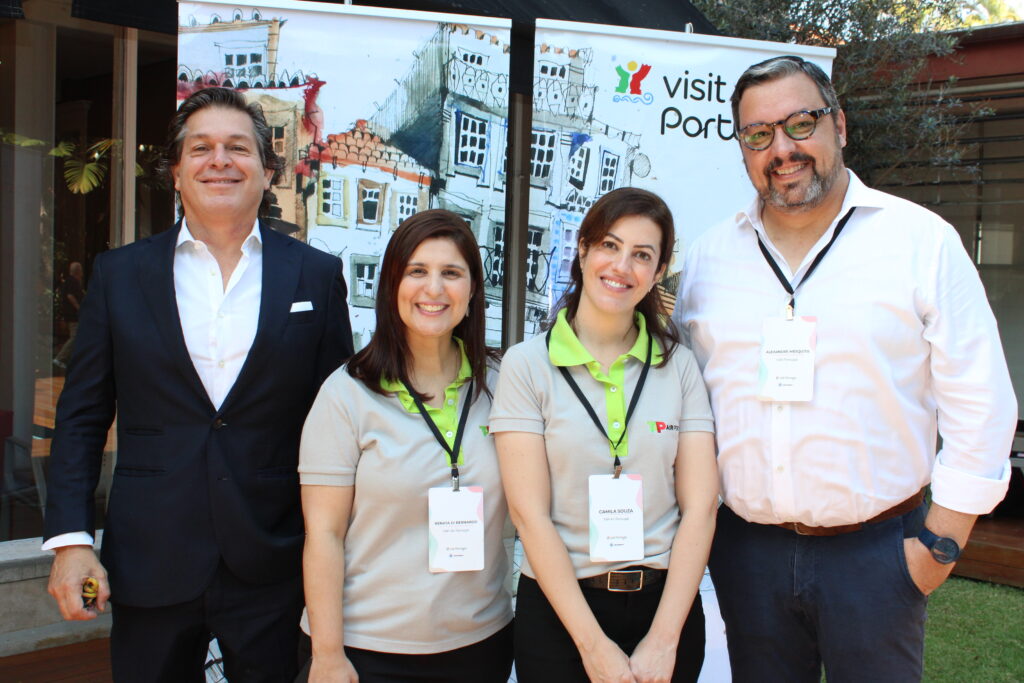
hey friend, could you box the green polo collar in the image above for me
[548,309,662,367]
[381,337,472,412]
[381,338,472,466]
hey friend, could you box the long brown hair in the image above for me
[554,187,680,365]
[347,209,496,401]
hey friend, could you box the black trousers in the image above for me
[110,561,303,683]
[296,621,513,683]
[513,573,705,683]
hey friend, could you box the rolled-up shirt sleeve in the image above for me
[299,368,360,487]
[677,347,715,434]
[925,223,1017,514]
[490,344,545,435]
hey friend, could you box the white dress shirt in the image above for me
[173,219,262,410]
[676,170,1016,527]
[43,219,263,550]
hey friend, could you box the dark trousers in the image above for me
[296,621,513,683]
[513,573,705,682]
[709,504,929,683]
[110,561,303,683]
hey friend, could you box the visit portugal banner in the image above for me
[528,19,834,317]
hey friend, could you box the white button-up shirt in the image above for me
[43,219,263,551]
[174,218,262,409]
[676,170,1016,527]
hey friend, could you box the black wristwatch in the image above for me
[917,528,961,565]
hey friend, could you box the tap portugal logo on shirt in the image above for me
[647,421,679,433]
[613,61,654,105]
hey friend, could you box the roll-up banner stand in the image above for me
[177,0,512,347]
[177,3,833,346]
[528,19,834,328]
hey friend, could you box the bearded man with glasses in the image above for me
[673,55,1016,682]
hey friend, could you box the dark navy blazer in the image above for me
[44,222,354,608]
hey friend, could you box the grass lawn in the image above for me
[924,576,1024,682]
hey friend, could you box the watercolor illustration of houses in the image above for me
[526,42,650,334]
[176,5,651,346]
[369,24,649,340]
[370,23,512,343]
[303,120,434,348]
[177,9,316,234]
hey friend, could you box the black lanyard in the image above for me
[407,380,474,491]
[545,328,652,478]
[755,207,855,317]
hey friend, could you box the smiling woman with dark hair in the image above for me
[297,209,512,683]
[491,188,719,683]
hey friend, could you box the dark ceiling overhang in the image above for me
[68,0,716,37]
[68,0,716,94]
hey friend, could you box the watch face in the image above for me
[932,537,960,564]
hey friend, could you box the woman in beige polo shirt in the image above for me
[298,210,512,682]
[491,188,719,682]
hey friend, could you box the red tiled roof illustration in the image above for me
[302,120,431,186]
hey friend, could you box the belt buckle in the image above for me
[606,569,644,592]
[792,522,811,536]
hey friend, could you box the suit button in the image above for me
[213,418,226,430]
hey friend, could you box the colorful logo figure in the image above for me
[613,61,654,105]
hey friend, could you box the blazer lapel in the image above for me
[219,223,301,412]
[137,223,215,412]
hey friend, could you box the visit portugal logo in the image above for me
[613,61,654,105]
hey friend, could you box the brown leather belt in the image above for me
[579,567,666,592]
[773,489,925,537]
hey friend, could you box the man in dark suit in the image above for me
[43,87,354,682]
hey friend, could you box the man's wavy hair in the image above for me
[158,87,284,216]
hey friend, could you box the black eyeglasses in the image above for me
[736,107,835,151]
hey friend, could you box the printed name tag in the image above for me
[589,474,644,563]
[758,316,817,402]
[428,486,485,573]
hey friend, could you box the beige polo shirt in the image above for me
[298,356,513,654]
[490,312,714,579]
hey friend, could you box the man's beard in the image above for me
[760,150,844,211]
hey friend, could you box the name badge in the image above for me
[428,486,485,573]
[589,474,644,563]
[758,316,817,402]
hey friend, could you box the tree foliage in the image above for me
[947,0,1020,27]
[693,0,989,186]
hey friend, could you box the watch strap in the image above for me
[917,527,961,565]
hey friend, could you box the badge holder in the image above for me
[546,329,651,562]
[753,208,855,404]
[408,381,486,573]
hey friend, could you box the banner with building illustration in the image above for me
[528,20,834,329]
[177,0,512,348]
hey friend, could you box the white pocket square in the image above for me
[290,301,313,313]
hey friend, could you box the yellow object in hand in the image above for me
[82,577,99,607]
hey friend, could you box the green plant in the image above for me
[2,130,149,194]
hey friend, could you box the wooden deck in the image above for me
[954,516,1024,588]
[0,639,112,683]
